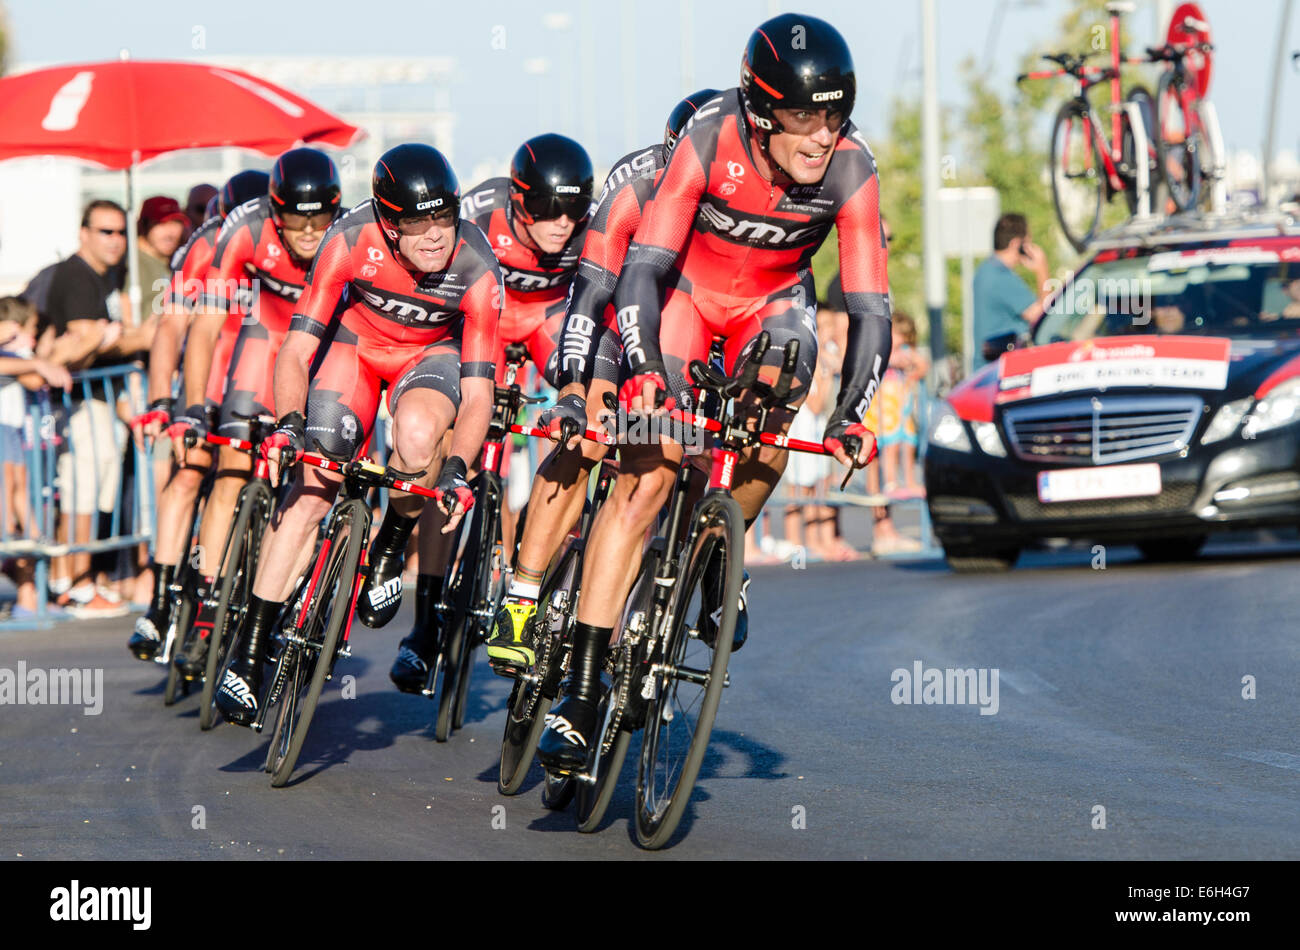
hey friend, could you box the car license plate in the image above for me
[1037,463,1162,503]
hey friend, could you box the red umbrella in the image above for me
[0,54,365,316]
[0,58,363,168]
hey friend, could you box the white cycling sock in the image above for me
[507,580,540,601]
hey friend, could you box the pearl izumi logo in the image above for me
[49,881,151,930]
[0,663,103,715]
[890,661,1000,716]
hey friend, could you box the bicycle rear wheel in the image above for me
[268,499,366,787]
[1156,68,1202,212]
[1050,99,1105,252]
[199,480,272,731]
[634,493,742,850]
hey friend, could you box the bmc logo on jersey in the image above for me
[697,200,824,248]
[358,287,453,325]
[502,268,568,292]
[812,89,844,102]
[257,273,304,301]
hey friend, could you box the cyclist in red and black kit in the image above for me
[127,170,269,662]
[384,134,594,693]
[484,90,719,675]
[169,149,342,678]
[536,15,889,770]
[216,143,503,725]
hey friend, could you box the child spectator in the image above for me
[0,297,72,617]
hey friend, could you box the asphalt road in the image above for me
[3,535,1299,859]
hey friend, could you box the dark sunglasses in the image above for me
[522,192,589,223]
[95,228,127,237]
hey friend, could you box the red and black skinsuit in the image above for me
[289,200,503,459]
[613,87,891,432]
[204,196,310,439]
[461,177,588,387]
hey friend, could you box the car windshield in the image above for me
[1033,245,1300,345]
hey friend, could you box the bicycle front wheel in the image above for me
[162,590,197,706]
[634,492,742,850]
[268,499,367,787]
[1156,68,1202,212]
[199,480,272,730]
[1050,99,1105,252]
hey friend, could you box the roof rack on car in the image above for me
[1088,208,1300,251]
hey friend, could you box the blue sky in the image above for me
[5,0,1287,175]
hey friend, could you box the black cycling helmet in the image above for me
[739,13,856,135]
[269,147,342,220]
[218,169,270,218]
[509,133,594,226]
[203,194,221,222]
[664,89,721,151]
[372,143,461,238]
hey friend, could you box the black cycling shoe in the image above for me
[699,568,749,653]
[537,694,599,772]
[173,595,214,678]
[356,511,417,628]
[356,549,406,628]
[128,609,165,661]
[389,639,433,694]
[215,656,263,727]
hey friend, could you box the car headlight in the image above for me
[1201,397,1252,444]
[971,421,1006,457]
[928,400,972,452]
[1244,378,1300,436]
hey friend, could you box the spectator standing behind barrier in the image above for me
[40,199,149,619]
[0,298,73,618]
[135,196,188,327]
[972,213,1052,368]
[875,312,928,500]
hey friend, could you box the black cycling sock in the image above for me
[240,595,283,666]
[151,562,176,614]
[371,507,418,557]
[566,621,611,706]
[406,574,443,654]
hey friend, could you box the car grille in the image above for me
[1006,481,1199,521]
[1002,395,1202,465]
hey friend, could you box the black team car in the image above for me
[926,216,1300,571]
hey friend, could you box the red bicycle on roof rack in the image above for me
[1020,1,1217,251]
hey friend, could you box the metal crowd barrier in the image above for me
[0,364,155,629]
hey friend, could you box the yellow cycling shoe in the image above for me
[486,597,538,675]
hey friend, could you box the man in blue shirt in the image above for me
[973,213,1050,368]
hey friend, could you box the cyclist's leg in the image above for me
[722,279,820,522]
[377,342,462,687]
[357,338,460,628]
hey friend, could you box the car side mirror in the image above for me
[982,331,1021,364]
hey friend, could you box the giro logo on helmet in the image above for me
[416,198,445,210]
[297,201,324,211]
[555,185,582,194]
[811,90,844,102]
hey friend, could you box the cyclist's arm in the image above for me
[558,183,641,390]
[278,231,353,420]
[446,269,501,468]
[148,277,192,405]
[183,222,256,411]
[829,172,892,430]
[611,141,708,375]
